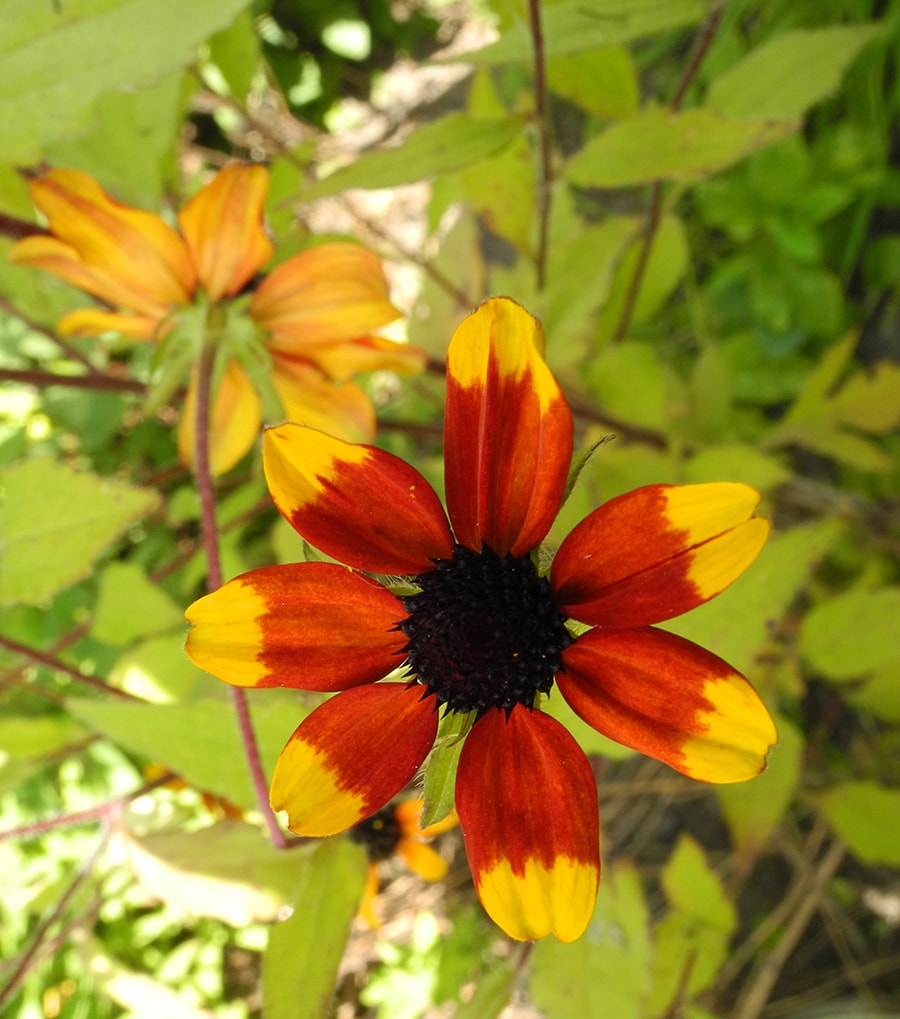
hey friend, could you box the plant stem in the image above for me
[0,633,139,700]
[527,0,552,292]
[193,335,289,849]
[610,2,724,343]
[0,366,146,393]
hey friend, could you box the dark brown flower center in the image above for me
[348,806,402,861]
[399,544,572,716]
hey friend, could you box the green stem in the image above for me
[527,0,552,292]
[193,330,289,850]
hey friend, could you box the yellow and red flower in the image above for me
[9,166,422,474]
[185,297,776,942]
[349,798,457,927]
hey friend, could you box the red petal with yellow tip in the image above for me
[21,169,195,313]
[558,627,777,783]
[251,242,401,345]
[179,360,262,476]
[184,562,407,690]
[178,164,274,302]
[270,684,438,837]
[456,706,599,943]
[263,422,454,574]
[445,298,572,558]
[552,483,770,628]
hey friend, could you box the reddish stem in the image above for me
[193,338,289,849]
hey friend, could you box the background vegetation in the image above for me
[1,0,900,1017]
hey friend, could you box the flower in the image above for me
[185,297,776,943]
[348,798,457,927]
[9,166,422,474]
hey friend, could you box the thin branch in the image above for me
[0,294,103,375]
[527,0,552,292]
[0,633,139,701]
[0,366,146,394]
[610,2,724,344]
[193,338,289,850]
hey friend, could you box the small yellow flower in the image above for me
[10,166,423,474]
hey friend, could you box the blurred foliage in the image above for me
[2,0,900,1017]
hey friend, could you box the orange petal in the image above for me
[178,164,274,302]
[445,298,573,557]
[263,422,454,574]
[397,839,448,882]
[251,242,401,345]
[58,307,160,340]
[185,561,407,691]
[456,706,599,942]
[270,683,438,836]
[357,863,381,927]
[558,627,777,782]
[22,169,194,313]
[300,337,427,382]
[270,354,375,442]
[178,360,262,476]
[393,799,458,838]
[552,483,770,627]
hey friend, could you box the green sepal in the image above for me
[421,709,475,827]
[143,303,206,415]
[562,434,616,509]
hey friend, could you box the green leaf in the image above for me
[91,562,183,646]
[716,715,804,855]
[665,519,843,675]
[829,361,900,434]
[814,782,900,866]
[683,444,791,492]
[454,964,517,1019]
[0,713,91,759]
[847,664,900,723]
[452,0,710,64]
[44,72,183,208]
[800,586,900,682]
[206,7,260,101]
[565,107,796,189]
[263,839,367,1019]
[647,836,736,1014]
[542,690,634,761]
[547,45,638,119]
[0,0,251,163]
[459,132,535,255]
[300,113,523,200]
[108,632,212,703]
[706,24,883,121]
[66,694,306,812]
[586,342,673,430]
[0,459,160,607]
[530,861,650,1019]
[123,820,318,925]
[422,710,474,827]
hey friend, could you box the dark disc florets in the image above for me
[399,543,572,716]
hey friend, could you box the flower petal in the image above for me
[178,360,262,476]
[185,562,407,691]
[558,627,777,782]
[19,169,194,313]
[270,683,438,836]
[397,839,448,881]
[394,799,458,838]
[263,422,454,574]
[445,298,573,557]
[178,164,274,302]
[251,242,401,345]
[58,307,160,340]
[358,863,381,927]
[456,706,599,942]
[270,354,375,442]
[300,336,427,382]
[552,483,770,627]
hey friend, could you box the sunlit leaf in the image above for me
[66,694,307,812]
[262,839,367,1019]
[547,46,639,118]
[565,108,795,189]
[707,24,883,121]
[800,586,900,682]
[815,782,900,866]
[0,459,160,607]
[0,0,251,162]
[91,562,183,646]
[683,444,791,493]
[300,113,524,200]
[121,820,313,925]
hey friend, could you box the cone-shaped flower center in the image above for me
[400,544,573,716]
[348,806,401,861]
